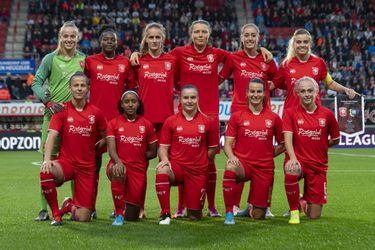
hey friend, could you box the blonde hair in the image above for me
[240,23,260,50]
[294,76,319,94]
[282,29,313,66]
[188,19,211,45]
[140,22,166,56]
[55,21,79,55]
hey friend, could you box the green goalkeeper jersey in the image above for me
[31,51,86,116]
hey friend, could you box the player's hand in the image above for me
[345,88,358,99]
[285,160,302,176]
[227,156,240,168]
[156,160,170,170]
[259,47,273,63]
[46,102,65,114]
[112,161,126,177]
[130,52,141,66]
[41,160,54,174]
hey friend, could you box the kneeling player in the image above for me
[106,90,157,226]
[155,85,218,225]
[222,78,285,224]
[39,73,107,225]
[282,76,340,224]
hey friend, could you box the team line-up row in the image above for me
[32,20,357,226]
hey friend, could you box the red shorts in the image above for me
[57,158,96,209]
[299,163,327,205]
[106,161,147,206]
[240,159,274,208]
[170,160,207,210]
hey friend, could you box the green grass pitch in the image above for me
[0,148,374,249]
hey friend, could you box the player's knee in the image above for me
[74,208,92,222]
[156,165,169,175]
[225,163,237,172]
[251,207,266,220]
[187,209,202,220]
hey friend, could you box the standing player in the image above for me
[133,22,178,218]
[155,85,218,225]
[282,76,340,224]
[84,25,137,218]
[40,73,106,225]
[106,90,157,226]
[219,23,277,216]
[271,28,356,109]
[32,21,86,221]
[222,78,284,225]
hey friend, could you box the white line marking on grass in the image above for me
[328,152,375,158]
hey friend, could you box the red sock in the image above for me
[111,180,125,216]
[223,170,237,213]
[40,172,60,219]
[177,185,185,210]
[206,162,217,210]
[284,173,300,211]
[233,182,244,208]
[155,173,170,215]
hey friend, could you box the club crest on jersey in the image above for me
[198,125,205,133]
[240,62,246,67]
[339,107,347,117]
[319,118,326,127]
[261,62,266,70]
[119,127,124,132]
[67,117,74,123]
[176,126,183,132]
[139,126,145,133]
[143,63,149,69]
[187,57,193,62]
[243,120,250,126]
[97,64,103,70]
[297,119,304,125]
[207,54,214,63]
[290,69,296,74]
[165,62,171,70]
[265,119,272,128]
[312,67,319,75]
[79,61,85,69]
[118,64,125,72]
[88,115,95,124]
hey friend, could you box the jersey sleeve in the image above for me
[319,58,329,83]
[106,119,115,137]
[31,53,54,101]
[282,108,294,133]
[327,110,340,140]
[272,65,287,90]
[217,48,230,64]
[84,56,91,78]
[146,120,158,144]
[48,110,64,133]
[159,117,173,146]
[125,60,138,89]
[225,112,238,138]
[274,114,284,144]
[218,53,233,80]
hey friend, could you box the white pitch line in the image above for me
[328,152,375,158]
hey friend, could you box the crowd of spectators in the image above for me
[0,73,34,101]
[8,0,374,100]
[252,0,375,96]
[23,0,239,59]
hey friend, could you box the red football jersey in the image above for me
[49,101,107,169]
[282,105,340,169]
[219,51,277,112]
[170,45,229,115]
[134,53,177,123]
[273,55,328,109]
[106,115,157,171]
[85,53,137,121]
[160,112,218,174]
[226,107,284,168]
